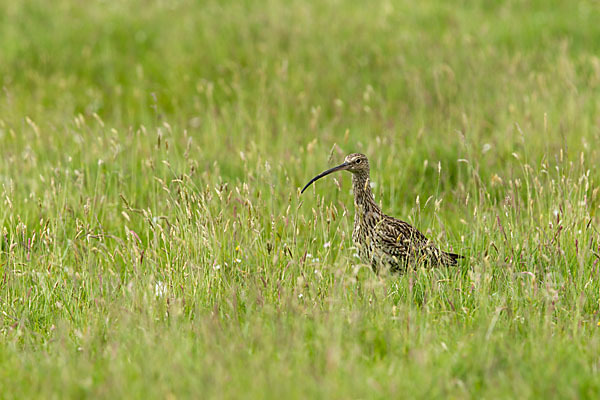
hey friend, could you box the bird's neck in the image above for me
[352,173,381,214]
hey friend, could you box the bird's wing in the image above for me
[375,216,445,263]
[377,217,428,246]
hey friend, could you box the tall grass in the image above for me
[1,0,600,397]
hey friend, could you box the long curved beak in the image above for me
[301,162,350,194]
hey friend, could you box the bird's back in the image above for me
[354,211,461,272]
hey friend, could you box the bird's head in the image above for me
[301,153,370,194]
[343,153,370,174]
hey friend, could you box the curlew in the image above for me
[301,153,462,273]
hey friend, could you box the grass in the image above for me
[1,0,600,397]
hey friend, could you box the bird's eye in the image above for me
[355,159,362,164]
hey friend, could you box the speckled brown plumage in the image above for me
[302,153,462,273]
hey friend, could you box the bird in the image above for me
[301,153,462,273]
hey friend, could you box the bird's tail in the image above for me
[443,251,463,266]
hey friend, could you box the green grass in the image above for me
[2,0,600,397]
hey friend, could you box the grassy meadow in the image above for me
[2,0,600,397]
